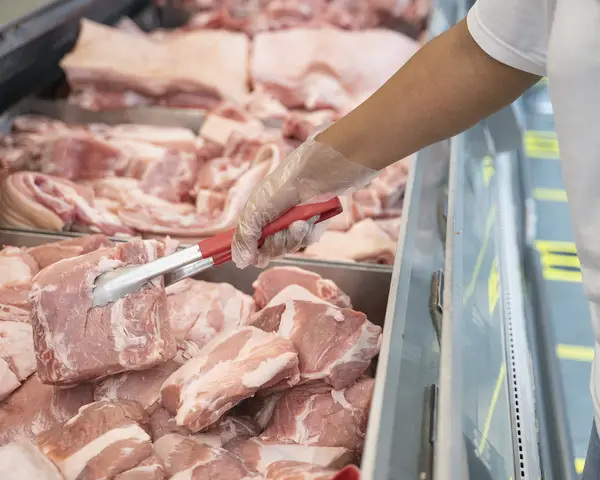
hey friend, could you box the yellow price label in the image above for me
[482,156,495,188]
[524,131,560,159]
[536,240,581,282]
[488,259,499,314]
[533,188,567,202]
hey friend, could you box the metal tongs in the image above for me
[92,197,343,307]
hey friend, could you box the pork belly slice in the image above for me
[160,326,299,432]
[261,378,374,452]
[0,440,63,480]
[165,278,255,347]
[249,285,381,389]
[0,320,36,401]
[27,234,115,269]
[252,266,352,309]
[266,460,339,480]
[154,433,258,479]
[36,400,156,480]
[104,124,197,153]
[0,374,93,447]
[0,246,39,287]
[31,238,176,385]
[228,438,353,474]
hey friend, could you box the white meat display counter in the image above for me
[0,1,580,480]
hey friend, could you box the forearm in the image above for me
[317,19,540,170]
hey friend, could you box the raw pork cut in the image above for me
[93,361,182,412]
[114,453,165,480]
[228,438,352,473]
[266,460,338,480]
[235,392,282,430]
[27,234,114,269]
[0,283,31,322]
[36,400,158,480]
[261,378,375,452]
[0,440,63,480]
[62,20,250,108]
[251,28,418,111]
[252,266,352,309]
[154,433,258,479]
[104,124,198,153]
[0,374,92,446]
[0,246,39,287]
[139,150,198,203]
[0,172,134,235]
[165,278,255,347]
[208,415,261,446]
[281,110,340,142]
[30,239,176,385]
[304,218,396,264]
[160,326,299,432]
[0,321,36,401]
[250,285,381,389]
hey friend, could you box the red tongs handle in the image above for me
[197,197,343,266]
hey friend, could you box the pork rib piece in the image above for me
[0,246,39,287]
[62,20,250,107]
[0,374,92,447]
[228,438,352,474]
[250,285,381,389]
[252,266,351,309]
[0,440,63,480]
[31,238,176,385]
[266,460,338,480]
[261,378,375,452]
[36,400,156,480]
[155,433,259,479]
[27,234,114,269]
[0,321,36,401]
[251,28,418,111]
[0,172,134,235]
[161,326,299,432]
[165,278,255,347]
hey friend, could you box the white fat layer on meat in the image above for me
[325,321,380,377]
[252,442,349,473]
[265,285,333,310]
[95,374,129,401]
[0,321,35,379]
[290,397,321,445]
[55,424,150,480]
[192,433,222,448]
[109,301,148,365]
[0,358,21,399]
[64,402,110,427]
[0,441,63,480]
[242,352,296,388]
[331,388,357,414]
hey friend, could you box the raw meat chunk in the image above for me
[207,415,261,446]
[165,278,255,347]
[252,266,351,309]
[0,440,63,480]
[30,239,176,385]
[27,235,115,269]
[36,400,155,480]
[139,151,198,203]
[261,378,375,452]
[114,453,165,480]
[375,217,402,241]
[0,246,39,287]
[251,28,418,111]
[304,218,396,264]
[0,283,31,322]
[160,326,299,432]
[0,374,93,446]
[154,433,257,479]
[62,20,250,107]
[0,172,134,235]
[93,361,182,412]
[281,109,340,142]
[235,392,282,430]
[228,438,352,473]
[0,321,36,401]
[250,285,381,389]
[148,407,192,441]
[266,460,338,480]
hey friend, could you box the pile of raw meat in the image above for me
[0,236,382,479]
[0,9,418,263]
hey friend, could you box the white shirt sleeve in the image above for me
[467,0,550,76]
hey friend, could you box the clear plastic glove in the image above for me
[231,138,378,268]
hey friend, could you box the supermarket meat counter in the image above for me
[0,0,579,479]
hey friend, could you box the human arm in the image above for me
[232,18,541,268]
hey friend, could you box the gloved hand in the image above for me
[231,137,378,268]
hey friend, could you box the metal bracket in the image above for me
[419,384,439,480]
[429,270,444,344]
